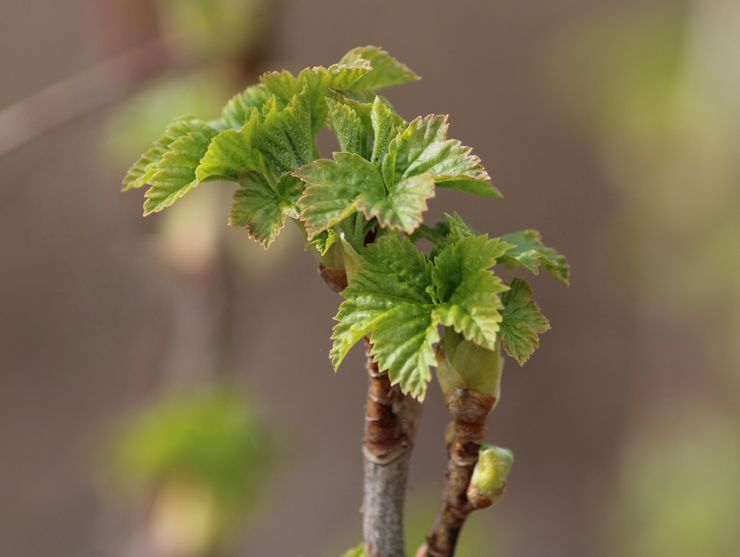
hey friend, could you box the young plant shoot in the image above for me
[124,46,570,557]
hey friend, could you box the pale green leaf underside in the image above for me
[499,230,570,285]
[143,127,217,215]
[499,278,550,365]
[326,97,369,158]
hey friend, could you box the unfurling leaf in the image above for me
[499,278,551,364]
[332,230,511,400]
[499,230,570,285]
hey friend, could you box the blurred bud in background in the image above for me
[105,386,276,557]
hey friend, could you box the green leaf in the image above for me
[357,173,436,234]
[370,96,404,165]
[196,111,262,182]
[123,118,213,191]
[499,278,551,365]
[219,84,270,129]
[331,235,437,399]
[326,97,369,157]
[383,115,499,197]
[499,230,570,285]
[339,46,420,91]
[434,271,508,350]
[432,235,510,349]
[143,126,218,215]
[294,152,385,238]
[253,87,316,174]
[228,173,302,248]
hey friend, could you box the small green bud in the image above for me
[467,444,513,508]
[436,329,503,399]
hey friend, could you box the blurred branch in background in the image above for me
[0,40,169,157]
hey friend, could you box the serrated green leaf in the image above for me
[123,118,213,191]
[196,111,262,182]
[228,173,301,248]
[339,46,420,91]
[370,96,404,165]
[326,97,369,157]
[432,235,510,348]
[499,278,550,365]
[434,270,508,350]
[331,235,437,398]
[369,303,439,400]
[143,127,218,215]
[294,152,385,238]
[383,115,499,197]
[219,84,270,130]
[357,173,435,234]
[432,235,511,301]
[253,87,317,174]
[499,230,570,285]
[261,63,371,134]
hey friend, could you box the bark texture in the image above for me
[363,338,420,557]
[424,389,495,557]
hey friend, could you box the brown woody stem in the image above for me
[423,389,495,557]
[363,338,420,557]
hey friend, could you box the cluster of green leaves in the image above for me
[332,215,568,398]
[124,46,569,401]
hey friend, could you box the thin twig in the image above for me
[423,389,495,557]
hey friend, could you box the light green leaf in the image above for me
[143,127,218,215]
[499,230,570,285]
[123,118,213,191]
[253,87,316,174]
[331,235,437,399]
[294,152,385,238]
[499,278,551,365]
[357,173,435,234]
[339,46,420,91]
[370,96,404,165]
[383,115,499,197]
[432,235,511,302]
[228,173,301,248]
[219,84,270,129]
[369,303,439,400]
[431,235,511,348]
[434,270,508,350]
[196,111,262,182]
[326,97,369,157]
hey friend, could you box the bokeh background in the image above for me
[1,0,739,556]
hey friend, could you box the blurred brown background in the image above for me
[1,0,739,556]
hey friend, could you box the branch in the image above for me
[363,337,420,557]
[421,389,495,557]
[0,40,168,157]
